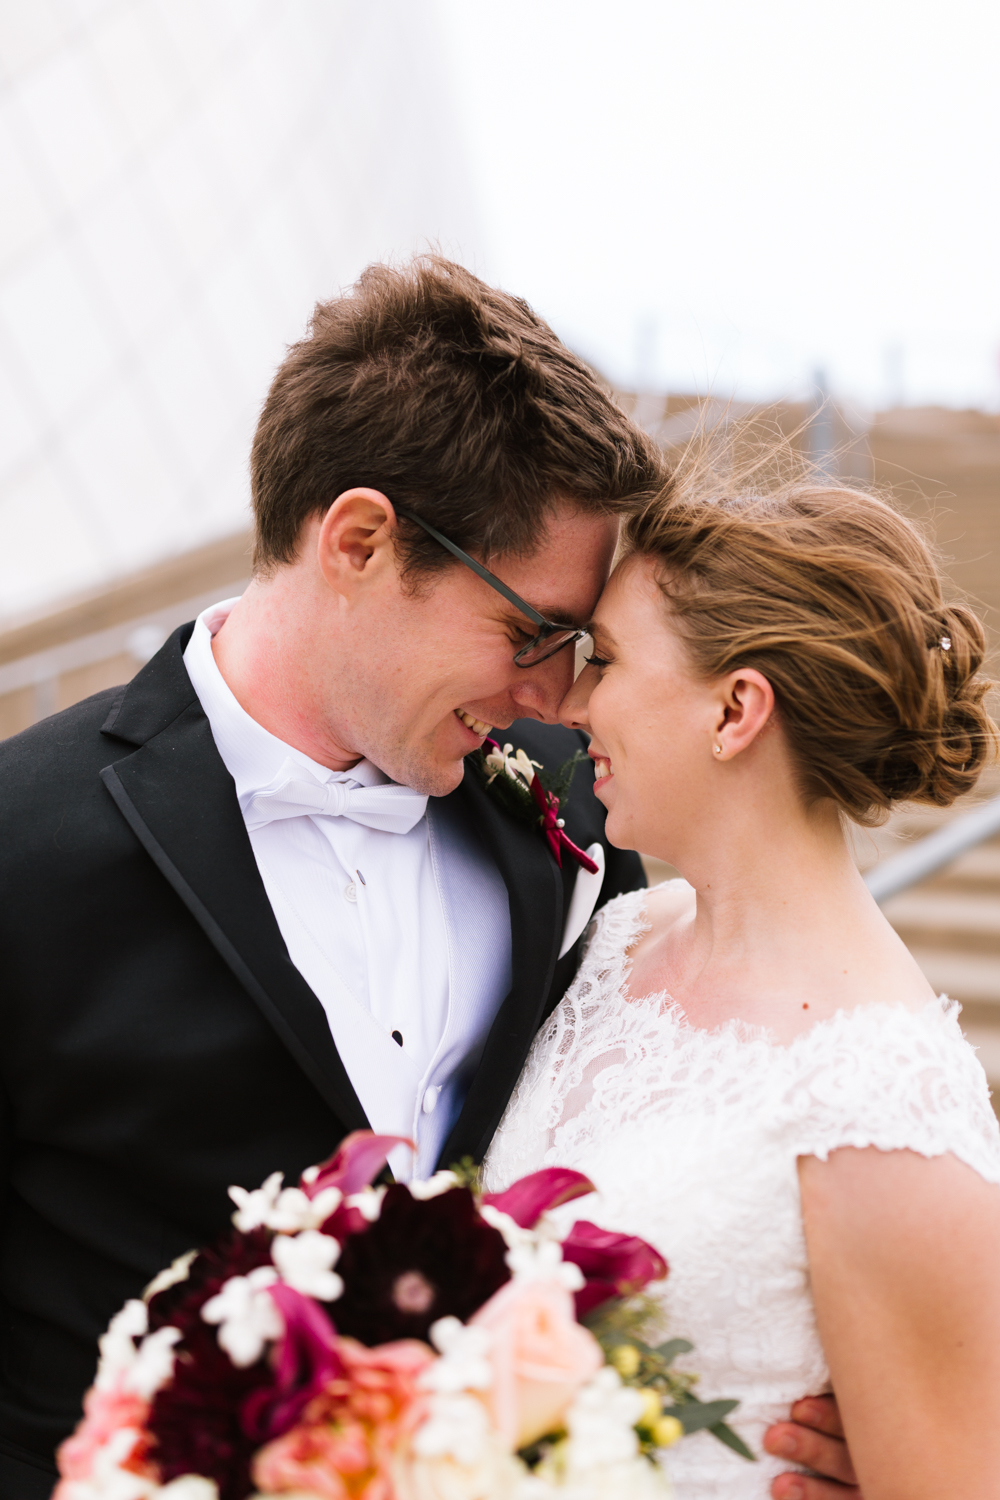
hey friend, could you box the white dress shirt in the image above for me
[184,599,512,1179]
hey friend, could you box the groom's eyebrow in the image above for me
[497,602,582,629]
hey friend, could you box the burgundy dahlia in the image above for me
[144,1229,278,1500]
[147,1321,268,1500]
[331,1185,510,1346]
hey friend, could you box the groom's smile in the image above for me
[455,708,493,739]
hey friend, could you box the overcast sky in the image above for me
[433,0,1000,411]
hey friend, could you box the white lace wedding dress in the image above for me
[482,884,1000,1498]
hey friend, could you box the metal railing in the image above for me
[0,579,248,726]
[864,795,1000,904]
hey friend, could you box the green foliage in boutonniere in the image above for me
[469,740,588,828]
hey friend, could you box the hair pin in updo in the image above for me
[937,635,952,652]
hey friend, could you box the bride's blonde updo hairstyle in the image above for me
[622,437,997,825]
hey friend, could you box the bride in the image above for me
[482,455,1000,1500]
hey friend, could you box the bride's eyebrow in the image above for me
[587,621,616,648]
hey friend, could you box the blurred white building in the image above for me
[0,0,483,625]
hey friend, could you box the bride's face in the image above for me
[561,555,730,857]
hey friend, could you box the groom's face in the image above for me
[319,496,619,796]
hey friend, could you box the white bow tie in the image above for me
[244,758,428,836]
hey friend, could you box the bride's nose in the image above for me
[558,662,596,732]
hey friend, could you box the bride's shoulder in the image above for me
[585,878,693,962]
[784,997,1000,1186]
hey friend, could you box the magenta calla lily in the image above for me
[302,1131,414,1199]
[481,1167,595,1228]
[560,1219,669,1315]
[303,1131,415,1240]
[241,1283,341,1443]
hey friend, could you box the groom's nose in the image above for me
[507,642,579,723]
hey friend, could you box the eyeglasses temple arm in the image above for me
[395,508,549,626]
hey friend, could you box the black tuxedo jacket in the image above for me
[0,625,644,1495]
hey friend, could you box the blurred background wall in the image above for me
[0,0,480,627]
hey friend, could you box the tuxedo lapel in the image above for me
[99,628,369,1133]
[436,761,563,1167]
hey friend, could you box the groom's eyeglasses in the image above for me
[395,508,587,667]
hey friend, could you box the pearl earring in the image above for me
[714,744,723,754]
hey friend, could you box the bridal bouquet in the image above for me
[56,1133,747,1500]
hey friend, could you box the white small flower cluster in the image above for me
[478,1204,583,1292]
[228,1171,343,1234]
[505,1239,584,1293]
[407,1170,461,1200]
[142,1250,197,1303]
[271,1228,344,1301]
[423,1316,493,1394]
[345,1184,386,1221]
[201,1231,343,1367]
[62,1303,204,1500]
[196,1167,350,1368]
[516,1370,673,1500]
[485,743,541,788]
[412,1316,495,1467]
[201,1267,282,1368]
[564,1368,646,1467]
[95,1301,182,1401]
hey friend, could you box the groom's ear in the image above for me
[315,489,399,595]
[713,668,775,759]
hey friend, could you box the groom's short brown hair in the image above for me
[250,256,663,580]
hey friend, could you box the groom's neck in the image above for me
[211,572,365,774]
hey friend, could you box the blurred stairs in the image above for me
[862,781,1000,1095]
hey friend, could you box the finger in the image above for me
[763,1422,858,1487]
[789,1394,846,1439]
[771,1477,861,1500]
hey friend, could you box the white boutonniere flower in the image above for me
[484,742,542,788]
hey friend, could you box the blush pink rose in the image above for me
[252,1336,433,1500]
[470,1278,603,1449]
[54,1380,152,1488]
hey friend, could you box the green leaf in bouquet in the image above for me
[707,1421,757,1461]
[447,1156,483,1192]
[671,1397,739,1434]
[653,1337,694,1363]
[665,1394,756,1461]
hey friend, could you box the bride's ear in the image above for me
[712,669,775,760]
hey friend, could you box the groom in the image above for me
[0,258,856,1499]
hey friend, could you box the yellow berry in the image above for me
[637,1388,662,1429]
[610,1344,641,1378]
[651,1414,685,1449]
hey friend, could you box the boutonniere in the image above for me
[472,739,599,873]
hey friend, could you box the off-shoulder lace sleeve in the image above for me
[781,999,1000,1186]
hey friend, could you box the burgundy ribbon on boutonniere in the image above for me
[480,739,599,874]
[528,768,599,873]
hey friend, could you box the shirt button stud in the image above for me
[422,1086,441,1115]
[343,882,357,903]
